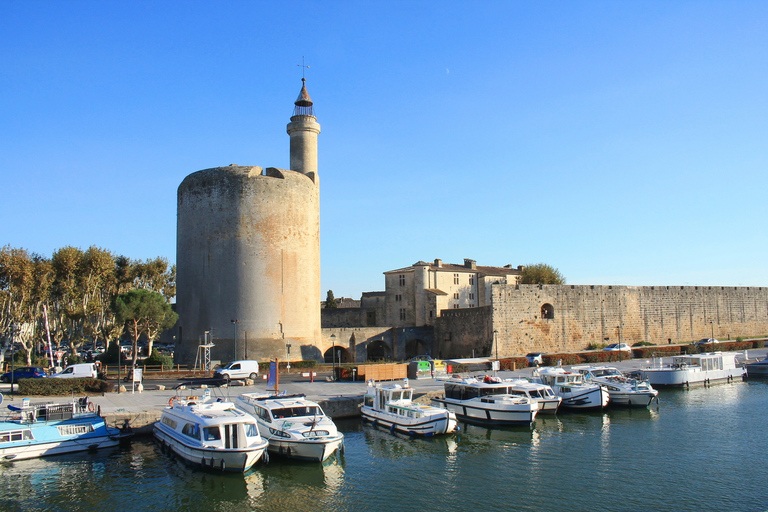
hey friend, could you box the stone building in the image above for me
[383,258,523,327]
[175,79,322,365]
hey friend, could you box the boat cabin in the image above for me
[669,352,732,371]
[161,402,260,450]
[364,384,414,410]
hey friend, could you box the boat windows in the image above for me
[0,429,33,443]
[244,423,258,438]
[57,424,93,436]
[390,391,402,401]
[162,417,178,429]
[364,395,374,407]
[203,426,221,441]
[271,406,322,419]
[254,406,272,423]
[182,423,200,440]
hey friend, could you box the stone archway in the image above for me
[366,339,391,361]
[541,303,555,320]
[323,346,352,364]
[404,339,426,360]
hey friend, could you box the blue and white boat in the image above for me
[0,397,130,461]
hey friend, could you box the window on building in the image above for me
[469,293,474,300]
[453,304,459,309]
[453,292,459,299]
[454,274,459,285]
[541,303,555,320]
[395,294,402,302]
[399,308,406,321]
[469,304,475,308]
[399,275,405,286]
[469,276,474,285]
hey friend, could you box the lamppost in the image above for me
[331,334,336,381]
[231,319,238,362]
[710,321,714,340]
[286,343,291,370]
[493,329,499,375]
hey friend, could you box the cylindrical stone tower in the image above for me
[175,80,321,365]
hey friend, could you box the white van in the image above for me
[214,360,259,380]
[51,363,98,379]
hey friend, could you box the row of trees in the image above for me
[0,245,177,366]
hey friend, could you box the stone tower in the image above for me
[175,80,322,365]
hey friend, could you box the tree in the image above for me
[324,290,338,308]
[519,263,566,285]
[113,289,178,365]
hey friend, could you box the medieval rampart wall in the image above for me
[492,284,768,355]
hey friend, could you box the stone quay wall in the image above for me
[492,284,768,356]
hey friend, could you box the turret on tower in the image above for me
[287,78,321,180]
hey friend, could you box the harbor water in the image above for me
[1,379,767,512]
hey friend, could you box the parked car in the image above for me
[525,352,546,367]
[213,360,260,380]
[603,343,631,352]
[1,366,47,383]
[695,338,719,346]
[50,363,98,379]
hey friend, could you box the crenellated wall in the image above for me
[491,284,768,355]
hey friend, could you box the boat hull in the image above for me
[154,425,268,472]
[0,417,125,462]
[558,387,609,410]
[745,364,768,377]
[267,434,344,462]
[606,391,658,407]
[432,398,538,426]
[643,368,744,387]
[360,407,457,436]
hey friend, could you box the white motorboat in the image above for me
[572,365,659,407]
[745,355,768,377]
[533,367,609,410]
[641,352,745,387]
[362,379,459,436]
[432,375,539,426]
[0,397,130,462]
[235,393,344,462]
[496,378,562,413]
[154,394,269,472]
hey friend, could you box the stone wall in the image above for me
[491,284,768,356]
[434,306,494,359]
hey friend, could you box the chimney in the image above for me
[464,258,476,269]
[434,258,442,268]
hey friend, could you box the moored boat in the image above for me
[432,375,539,426]
[362,379,459,436]
[532,367,609,410]
[641,352,745,387]
[153,394,268,472]
[745,355,768,377]
[492,378,562,414]
[0,397,130,462]
[572,365,659,407]
[234,393,344,462]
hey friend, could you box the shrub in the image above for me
[542,353,582,366]
[99,341,122,364]
[586,343,606,351]
[19,377,113,395]
[144,349,173,369]
[500,357,529,370]
[632,346,682,359]
[632,341,654,347]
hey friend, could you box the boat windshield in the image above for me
[272,406,322,419]
[591,369,621,377]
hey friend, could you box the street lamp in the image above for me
[286,343,291,370]
[231,319,238,361]
[331,334,336,381]
[493,329,499,375]
[710,321,714,339]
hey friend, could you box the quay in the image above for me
[2,349,764,436]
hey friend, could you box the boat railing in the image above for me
[4,400,88,424]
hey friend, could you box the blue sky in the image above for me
[2,1,767,298]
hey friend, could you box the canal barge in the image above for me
[362,379,459,436]
[154,394,268,472]
[235,393,344,462]
[641,352,745,387]
[532,367,609,410]
[0,397,130,461]
[432,375,539,426]
[572,365,659,406]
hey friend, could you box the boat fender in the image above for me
[390,424,395,434]
[220,459,226,471]
[286,447,292,457]
[201,457,207,468]
[339,441,345,455]
[261,451,270,464]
